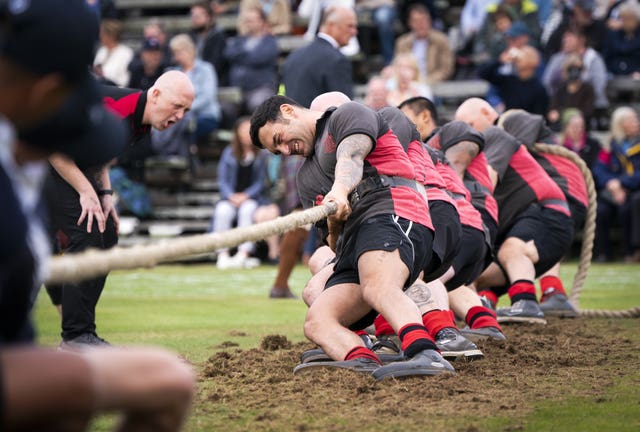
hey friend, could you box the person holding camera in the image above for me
[547,53,596,130]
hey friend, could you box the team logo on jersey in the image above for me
[324,134,336,153]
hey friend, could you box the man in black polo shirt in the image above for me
[47,70,194,349]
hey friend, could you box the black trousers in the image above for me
[595,190,640,258]
[45,171,118,340]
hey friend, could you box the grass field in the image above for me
[33,261,640,431]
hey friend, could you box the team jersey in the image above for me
[296,102,433,239]
[483,126,570,233]
[425,146,484,232]
[500,110,589,209]
[376,107,453,207]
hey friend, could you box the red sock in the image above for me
[353,329,369,337]
[507,280,537,304]
[478,290,498,307]
[421,310,456,338]
[344,346,381,364]
[398,323,437,358]
[373,314,394,337]
[539,275,567,302]
[465,306,502,331]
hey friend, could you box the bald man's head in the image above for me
[310,91,350,111]
[145,70,195,130]
[455,97,499,132]
[320,5,357,48]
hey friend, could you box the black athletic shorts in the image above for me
[422,200,462,282]
[568,197,587,231]
[498,203,574,277]
[445,225,491,291]
[325,214,434,330]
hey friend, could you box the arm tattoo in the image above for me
[405,282,433,308]
[334,134,372,193]
[445,141,479,179]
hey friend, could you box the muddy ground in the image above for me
[194,318,639,431]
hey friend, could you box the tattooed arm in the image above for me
[323,133,373,221]
[322,133,373,250]
[443,140,479,180]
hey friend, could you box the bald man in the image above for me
[47,71,194,349]
[280,4,357,107]
[455,98,573,324]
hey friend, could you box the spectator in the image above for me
[190,1,228,84]
[363,75,391,110]
[460,0,496,42]
[473,6,515,65]
[476,0,542,52]
[558,108,602,168]
[128,38,166,91]
[127,19,172,85]
[238,0,292,35]
[212,117,280,269]
[93,19,134,87]
[169,34,221,141]
[271,4,357,298]
[385,52,433,107]
[356,0,398,65]
[592,106,640,262]
[479,45,549,115]
[280,4,357,107]
[224,7,279,114]
[547,53,596,128]
[603,1,640,77]
[542,27,609,124]
[542,0,607,58]
[394,4,454,83]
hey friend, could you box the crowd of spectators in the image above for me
[99,0,640,264]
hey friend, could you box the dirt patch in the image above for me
[196,318,639,430]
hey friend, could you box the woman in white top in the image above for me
[93,19,134,87]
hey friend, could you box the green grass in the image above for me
[32,261,640,431]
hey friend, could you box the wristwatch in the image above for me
[97,189,114,196]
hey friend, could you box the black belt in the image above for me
[349,175,427,207]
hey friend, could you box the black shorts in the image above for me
[422,200,462,282]
[325,214,433,330]
[568,197,587,231]
[479,207,498,251]
[498,204,574,277]
[445,225,491,291]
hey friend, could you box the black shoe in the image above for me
[460,326,507,342]
[293,357,380,375]
[59,333,111,351]
[497,299,547,324]
[435,328,484,361]
[372,349,455,380]
[539,294,578,318]
[371,335,404,364]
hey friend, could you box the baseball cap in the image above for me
[505,21,530,38]
[0,0,126,167]
[142,37,162,51]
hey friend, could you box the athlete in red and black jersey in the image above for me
[498,109,586,317]
[45,71,194,349]
[250,95,453,379]
[456,98,574,324]
[395,99,503,342]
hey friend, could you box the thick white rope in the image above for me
[45,202,337,284]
